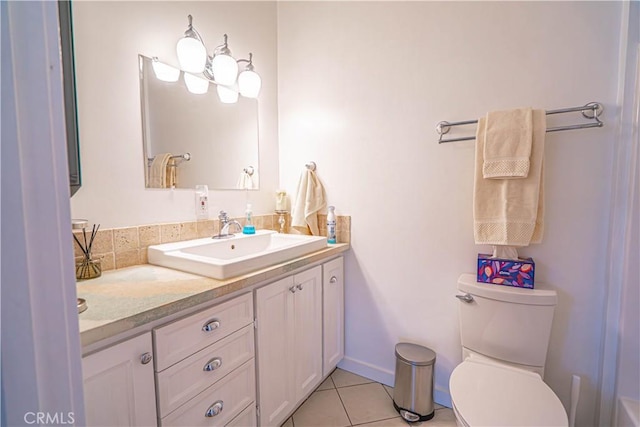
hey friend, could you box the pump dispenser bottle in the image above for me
[243,203,255,234]
[327,206,336,244]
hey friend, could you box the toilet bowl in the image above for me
[451,274,569,427]
[450,356,568,427]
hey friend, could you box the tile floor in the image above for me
[281,368,457,427]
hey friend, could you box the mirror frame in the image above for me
[58,0,82,196]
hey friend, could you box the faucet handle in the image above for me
[218,210,229,222]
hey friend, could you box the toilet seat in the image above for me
[450,359,568,427]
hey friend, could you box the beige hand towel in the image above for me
[149,153,172,188]
[474,109,545,246]
[483,108,533,179]
[166,158,177,188]
[291,169,327,236]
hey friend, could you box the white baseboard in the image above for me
[337,356,452,409]
[616,398,640,427]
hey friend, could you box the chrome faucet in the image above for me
[213,210,242,239]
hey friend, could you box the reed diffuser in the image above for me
[73,223,101,280]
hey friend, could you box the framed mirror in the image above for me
[139,55,259,190]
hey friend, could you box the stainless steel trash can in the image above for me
[393,343,436,422]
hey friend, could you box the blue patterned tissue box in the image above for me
[477,254,535,289]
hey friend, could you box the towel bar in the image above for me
[147,152,191,166]
[436,102,604,143]
[172,153,191,161]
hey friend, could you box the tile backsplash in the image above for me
[73,213,351,273]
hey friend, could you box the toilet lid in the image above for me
[450,360,568,427]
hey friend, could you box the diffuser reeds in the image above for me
[74,223,101,280]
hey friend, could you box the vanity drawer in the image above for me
[226,402,256,427]
[154,293,253,371]
[156,324,255,418]
[160,359,256,427]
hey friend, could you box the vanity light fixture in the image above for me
[176,15,207,73]
[216,84,239,104]
[184,73,209,94]
[173,15,262,101]
[237,53,262,98]
[205,34,239,86]
[152,57,180,82]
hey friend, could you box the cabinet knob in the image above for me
[296,283,303,291]
[202,319,220,332]
[289,286,297,293]
[329,276,338,284]
[140,352,152,365]
[205,400,224,417]
[203,357,223,372]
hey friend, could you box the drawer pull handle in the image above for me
[202,319,220,332]
[296,283,303,291]
[140,352,152,365]
[203,357,222,372]
[205,400,224,417]
[329,276,338,284]
[289,286,297,293]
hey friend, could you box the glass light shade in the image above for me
[152,60,180,82]
[184,73,209,94]
[238,70,261,98]
[216,84,239,104]
[176,37,207,73]
[211,54,238,86]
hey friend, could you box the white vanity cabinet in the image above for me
[256,266,323,427]
[82,332,157,427]
[80,251,346,427]
[323,257,345,376]
[153,292,256,426]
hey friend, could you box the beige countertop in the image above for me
[77,243,349,349]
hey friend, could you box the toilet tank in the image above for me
[457,274,557,369]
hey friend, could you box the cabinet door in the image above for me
[255,276,296,427]
[293,266,323,400]
[82,333,157,427]
[323,257,344,376]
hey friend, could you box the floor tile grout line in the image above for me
[333,380,375,390]
[383,384,393,400]
[339,382,400,426]
[350,414,402,426]
[328,374,337,390]
[334,383,355,426]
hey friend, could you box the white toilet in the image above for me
[449,274,569,427]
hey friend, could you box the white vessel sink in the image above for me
[147,230,328,280]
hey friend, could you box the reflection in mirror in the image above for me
[139,55,259,190]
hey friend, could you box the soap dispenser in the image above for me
[327,206,337,244]
[242,203,255,234]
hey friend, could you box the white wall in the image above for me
[70,1,278,227]
[277,2,622,425]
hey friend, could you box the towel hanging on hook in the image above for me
[291,161,326,235]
